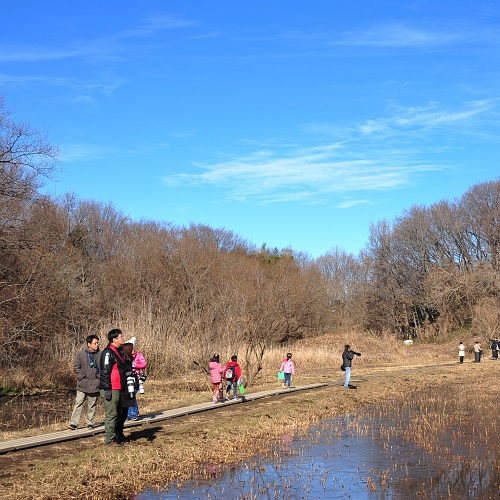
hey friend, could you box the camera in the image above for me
[125,372,136,399]
[138,374,146,394]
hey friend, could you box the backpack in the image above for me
[225,364,237,381]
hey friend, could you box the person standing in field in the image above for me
[223,355,242,400]
[279,352,295,389]
[69,334,101,430]
[209,354,224,403]
[490,337,499,360]
[473,341,482,363]
[342,344,361,389]
[458,341,465,364]
[100,328,130,446]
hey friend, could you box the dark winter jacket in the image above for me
[99,345,130,392]
[74,348,101,394]
[342,349,360,368]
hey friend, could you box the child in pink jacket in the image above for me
[279,352,295,389]
[209,354,224,403]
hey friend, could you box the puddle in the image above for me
[136,389,500,499]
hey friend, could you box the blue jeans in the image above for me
[127,391,139,419]
[343,367,351,387]
[283,372,292,388]
[227,381,238,397]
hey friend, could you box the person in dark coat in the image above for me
[69,334,101,429]
[100,328,131,446]
[342,344,361,389]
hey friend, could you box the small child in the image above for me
[209,354,224,403]
[223,355,242,400]
[279,352,295,389]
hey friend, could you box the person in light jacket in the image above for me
[69,334,101,429]
[209,354,224,403]
[279,352,295,389]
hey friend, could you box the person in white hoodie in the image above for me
[279,353,295,389]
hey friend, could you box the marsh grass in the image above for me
[0,332,493,499]
[0,330,477,440]
[0,355,498,498]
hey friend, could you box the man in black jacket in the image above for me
[69,334,101,429]
[100,328,130,446]
[342,344,361,389]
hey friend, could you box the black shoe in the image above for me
[106,438,124,447]
[348,385,357,389]
[116,434,130,443]
[87,424,95,429]
[69,424,78,430]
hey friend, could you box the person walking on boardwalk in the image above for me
[69,334,101,430]
[223,355,242,400]
[279,352,295,389]
[342,344,361,389]
[100,328,130,446]
[458,341,465,364]
[209,354,224,403]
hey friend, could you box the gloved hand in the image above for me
[356,352,362,356]
[237,378,242,386]
[104,390,112,401]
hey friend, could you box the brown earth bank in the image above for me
[1,359,498,499]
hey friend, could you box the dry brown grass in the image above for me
[0,332,494,499]
[0,334,499,499]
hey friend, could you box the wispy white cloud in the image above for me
[337,199,371,209]
[0,73,124,97]
[61,143,119,163]
[0,14,195,63]
[163,148,442,205]
[359,99,497,136]
[339,24,465,48]
[162,99,497,205]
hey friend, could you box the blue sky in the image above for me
[3,1,500,258]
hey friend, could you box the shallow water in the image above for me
[136,405,499,499]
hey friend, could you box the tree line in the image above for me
[1,97,499,386]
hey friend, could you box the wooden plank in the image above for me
[0,382,330,454]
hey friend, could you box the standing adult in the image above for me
[279,352,295,389]
[490,338,499,360]
[69,334,101,429]
[342,344,361,389]
[100,328,130,446]
[473,341,482,363]
[209,354,224,403]
[458,341,465,364]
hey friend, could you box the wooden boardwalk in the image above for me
[0,382,331,454]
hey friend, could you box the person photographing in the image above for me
[342,344,361,389]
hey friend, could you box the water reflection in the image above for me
[137,405,499,499]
